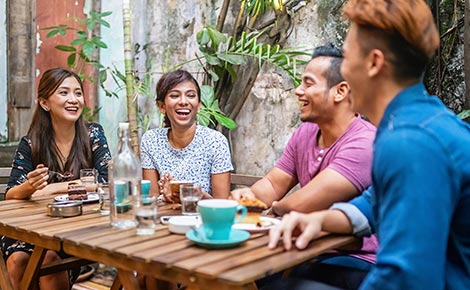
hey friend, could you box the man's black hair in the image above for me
[311,43,344,89]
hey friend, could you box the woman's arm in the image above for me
[143,168,160,197]
[211,172,231,199]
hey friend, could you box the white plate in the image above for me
[54,193,99,204]
[232,216,280,233]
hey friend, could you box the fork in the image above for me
[49,170,73,180]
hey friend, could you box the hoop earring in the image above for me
[42,106,49,112]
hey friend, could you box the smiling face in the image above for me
[39,76,84,125]
[295,57,336,123]
[158,80,201,129]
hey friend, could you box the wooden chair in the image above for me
[230,173,262,187]
[0,167,11,201]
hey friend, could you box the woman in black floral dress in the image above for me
[1,68,111,289]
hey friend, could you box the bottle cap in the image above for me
[119,122,129,130]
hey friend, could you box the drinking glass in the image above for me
[180,184,202,216]
[135,196,158,235]
[98,183,111,215]
[80,169,97,192]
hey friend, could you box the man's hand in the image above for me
[268,211,325,250]
[230,187,256,200]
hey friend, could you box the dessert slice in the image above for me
[67,183,88,201]
[237,197,268,226]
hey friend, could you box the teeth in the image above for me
[176,109,190,114]
[66,107,78,111]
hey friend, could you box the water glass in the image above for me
[135,196,158,235]
[80,169,97,192]
[180,184,202,216]
[98,183,111,215]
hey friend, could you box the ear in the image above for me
[38,98,49,111]
[157,101,166,114]
[196,101,202,113]
[367,49,385,78]
[332,81,350,103]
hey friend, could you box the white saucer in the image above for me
[168,215,201,234]
[54,193,99,204]
[232,216,280,233]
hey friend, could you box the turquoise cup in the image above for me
[198,199,247,240]
[141,180,151,197]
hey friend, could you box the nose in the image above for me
[67,92,79,103]
[179,95,189,105]
[294,84,304,98]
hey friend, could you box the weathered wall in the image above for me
[232,0,348,175]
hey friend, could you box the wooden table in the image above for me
[0,197,357,290]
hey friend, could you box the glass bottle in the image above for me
[110,122,140,229]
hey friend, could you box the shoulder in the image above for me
[196,125,228,142]
[142,128,167,142]
[351,116,376,134]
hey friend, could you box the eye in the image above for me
[75,90,83,97]
[58,90,68,96]
[187,93,197,99]
[168,93,180,99]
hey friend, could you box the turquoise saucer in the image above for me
[186,229,250,249]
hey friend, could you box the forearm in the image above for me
[320,209,354,234]
[5,182,36,200]
[250,177,280,206]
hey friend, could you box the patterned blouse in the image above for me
[140,125,233,194]
[5,123,111,194]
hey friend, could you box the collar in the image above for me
[377,83,428,132]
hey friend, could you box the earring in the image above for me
[42,106,49,111]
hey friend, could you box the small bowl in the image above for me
[47,201,83,217]
[168,215,201,234]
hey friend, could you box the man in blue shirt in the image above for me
[268,0,470,289]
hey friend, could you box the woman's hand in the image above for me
[159,173,176,203]
[26,164,49,191]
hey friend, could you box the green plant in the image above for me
[43,11,122,98]
[458,110,470,119]
[199,85,237,129]
[194,27,309,87]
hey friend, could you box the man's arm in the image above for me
[231,167,297,206]
[272,168,359,216]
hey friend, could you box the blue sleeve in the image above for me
[360,128,455,290]
[89,123,112,183]
[331,186,375,237]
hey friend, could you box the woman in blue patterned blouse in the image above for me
[141,69,233,203]
[2,68,111,290]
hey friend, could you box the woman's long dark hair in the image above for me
[156,70,201,127]
[29,68,92,182]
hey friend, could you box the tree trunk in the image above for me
[122,0,140,156]
[465,0,470,110]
